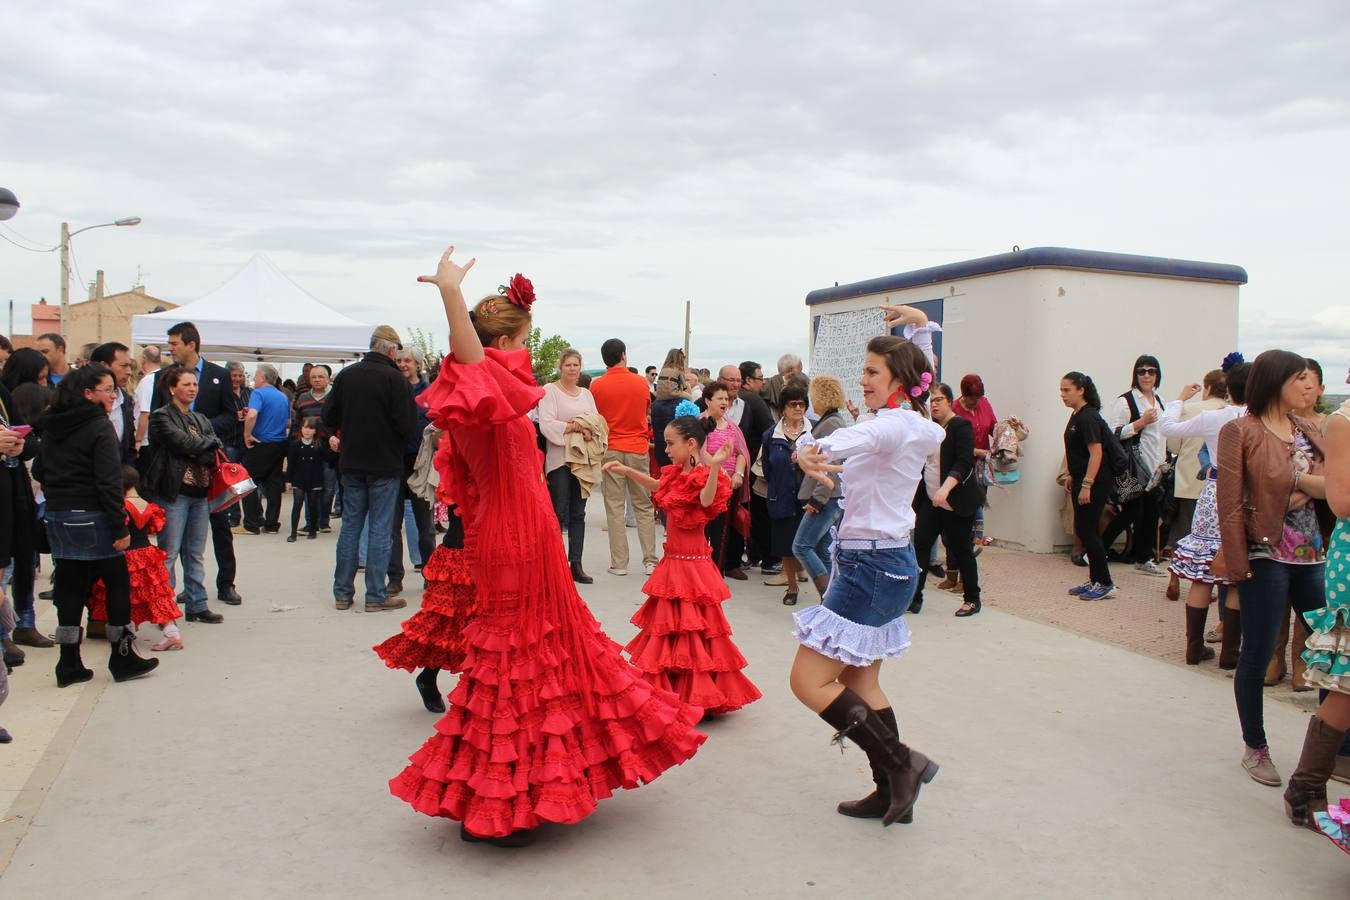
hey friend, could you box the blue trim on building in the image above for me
[804,246,1248,306]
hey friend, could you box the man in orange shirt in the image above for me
[591,338,658,576]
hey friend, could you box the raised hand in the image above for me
[798,444,843,490]
[1179,383,1202,401]
[417,245,476,292]
[881,304,926,330]
[710,441,734,466]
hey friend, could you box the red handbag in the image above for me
[208,450,256,513]
[732,501,751,539]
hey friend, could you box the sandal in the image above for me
[782,591,799,606]
[955,601,981,618]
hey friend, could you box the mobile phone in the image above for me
[7,425,32,437]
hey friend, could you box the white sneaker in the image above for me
[1135,560,1168,577]
[644,562,656,575]
[607,566,628,576]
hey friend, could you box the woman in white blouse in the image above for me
[1103,354,1169,576]
[793,335,946,829]
[538,349,599,584]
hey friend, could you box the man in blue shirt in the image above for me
[240,364,291,534]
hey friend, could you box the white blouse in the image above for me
[1110,389,1165,470]
[814,406,946,541]
[1159,400,1246,461]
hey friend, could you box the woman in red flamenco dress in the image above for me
[603,412,761,716]
[89,468,185,651]
[373,499,475,714]
[389,248,705,847]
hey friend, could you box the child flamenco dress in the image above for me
[389,347,705,841]
[374,503,475,675]
[88,500,181,628]
[626,464,761,714]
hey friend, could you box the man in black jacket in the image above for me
[90,342,137,464]
[149,322,244,609]
[737,360,779,576]
[322,325,417,613]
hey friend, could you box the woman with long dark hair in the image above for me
[1,347,54,426]
[0,347,50,653]
[793,335,946,828]
[1211,350,1327,787]
[1061,372,1115,601]
[33,365,158,685]
[140,366,226,624]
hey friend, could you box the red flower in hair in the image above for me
[499,273,536,312]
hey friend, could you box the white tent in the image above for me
[131,254,373,363]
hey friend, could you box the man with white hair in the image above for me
[762,353,803,418]
[240,363,291,535]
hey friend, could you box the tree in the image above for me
[526,327,571,384]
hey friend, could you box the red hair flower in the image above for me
[499,273,536,312]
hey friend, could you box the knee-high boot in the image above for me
[54,626,94,688]
[836,707,911,821]
[1185,605,1214,665]
[819,688,939,827]
[1218,607,1242,671]
[1284,715,1347,829]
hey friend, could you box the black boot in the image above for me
[107,625,159,683]
[54,626,94,688]
[460,823,535,847]
[416,667,446,713]
[570,561,593,585]
[836,707,912,822]
[820,688,939,827]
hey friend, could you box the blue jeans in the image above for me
[792,499,841,579]
[1234,558,1325,749]
[160,494,211,612]
[2,562,36,630]
[334,473,399,602]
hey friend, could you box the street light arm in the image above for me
[67,217,140,240]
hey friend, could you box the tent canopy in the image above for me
[131,254,374,363]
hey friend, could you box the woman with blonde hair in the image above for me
[791,375,849,598]
[537,347,598,584]
[391,248,704,847]
[651,366,690,467]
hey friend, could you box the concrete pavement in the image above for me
[1,510,1344,898]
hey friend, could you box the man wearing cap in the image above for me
[322,325,418,612]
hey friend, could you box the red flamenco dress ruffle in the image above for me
[374,533,475,673]
[389,349,706,839]
[88,501,180,626]
[626,465,761,714]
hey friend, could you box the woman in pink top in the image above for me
[701,381,749,577]
[538,348,599,584]
[952,373,996,549]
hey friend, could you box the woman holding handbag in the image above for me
[910,384,984,616]
[701,381,750,579]
[140,366,226,625]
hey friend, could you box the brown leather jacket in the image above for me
[1211,413,1326,582]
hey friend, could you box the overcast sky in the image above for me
[3,1,1348,384]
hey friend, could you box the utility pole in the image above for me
[683,300,690,366]
[59,221,70,339]
[95,269,105,342]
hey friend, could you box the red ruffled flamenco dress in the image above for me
[389,348,706,840]
[626,465,761,714]
[374,502,475,673]
[88,500,181,626]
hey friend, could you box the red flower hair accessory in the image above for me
[498,273,536,312]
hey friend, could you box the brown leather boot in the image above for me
[820,688,938,827]
[1284,715,1347,829]
[936,572,959,591]
[837,707,911,823]
[1265,607,1290,686]
[1218,608,1241,671]
[1290,619,1312,692]
[1184,606,1215,665]
[812,573,830,599]
[11,626,54,648]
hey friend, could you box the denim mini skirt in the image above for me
[793,543,919,666]
[46,509,120,561]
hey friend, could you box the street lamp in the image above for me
[0,188,18,221]
[60,216,141,338]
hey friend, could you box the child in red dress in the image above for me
[89,467,185,651]
[604,412,762,715]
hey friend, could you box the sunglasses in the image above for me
[1136,367,1159,376]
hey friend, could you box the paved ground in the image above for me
[1,511,1343,898]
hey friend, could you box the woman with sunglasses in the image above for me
[1103,354,1169,577]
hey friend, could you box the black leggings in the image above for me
[54,556,130,630]
[1101,491,1160,563]
[290,487,323,535]
[913,493,980,605]
[1072,481,1112,586]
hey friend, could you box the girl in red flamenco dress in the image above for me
[389,248,705,848]
[89,466,185,651]
[373,502,475,714]
[603,412,762,716]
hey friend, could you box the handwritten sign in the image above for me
[810,308,888,409]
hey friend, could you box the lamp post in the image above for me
[0,188,19,221]
[59,216,140,339]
